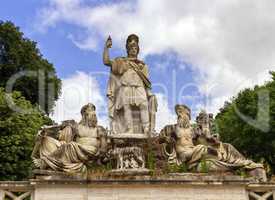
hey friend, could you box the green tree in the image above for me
[0,88,52,180]
[0,21,61,114]
[215,71,275,174]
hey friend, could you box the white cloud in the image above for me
[50,71,108,127]
[155,93,176,131]
[39,0,275,115]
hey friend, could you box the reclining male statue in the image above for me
[159,104,267,181]
[31,103,108,174]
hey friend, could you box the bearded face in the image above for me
[177,112,190,128]
[81,105,98,127]
[177,109,190,128]
[175,105,191,128]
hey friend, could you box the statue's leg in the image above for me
[109,118,114,133]
[140,104,150,135]
[124,104,134,134]
[150,112,156,133]
[148,94,157,133]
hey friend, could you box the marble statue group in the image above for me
[32,34,267,181]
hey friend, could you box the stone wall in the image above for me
[1,175,275,200]
[34,184,247,200]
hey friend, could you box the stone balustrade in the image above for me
[0,181,33,200]
[247,183,275,200]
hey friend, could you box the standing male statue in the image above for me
[103,34,157,135]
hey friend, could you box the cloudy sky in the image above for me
[1,0,275,131]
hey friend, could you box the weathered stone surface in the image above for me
[108,133,149,140]
[1,179,275,200]
[31,177,252,200]
[86,185,247,200]
[34,185,88,200]
[32,169,85,180]
[108,168,150,176]
[32,173,256,184]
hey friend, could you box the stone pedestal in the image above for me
[29,175,274,200]
[33,182,247,200]
[1,175,275,200]
[108,133,150,175]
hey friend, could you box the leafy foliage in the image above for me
[198,159,210,173]
[147,148,156,171]
[215,71,275,174]
[0,88,51,180]
[87,161,113,177]
[167,163,188,173]
[0,21,61,113]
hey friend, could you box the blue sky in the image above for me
[1,0,275,130]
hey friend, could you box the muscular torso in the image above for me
[175,126,194,154]
[76,125,99,148]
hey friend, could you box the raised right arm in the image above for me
[103,36,113,66]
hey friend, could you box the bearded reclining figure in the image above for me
[31,103,108,174]
[159,104,267,181]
